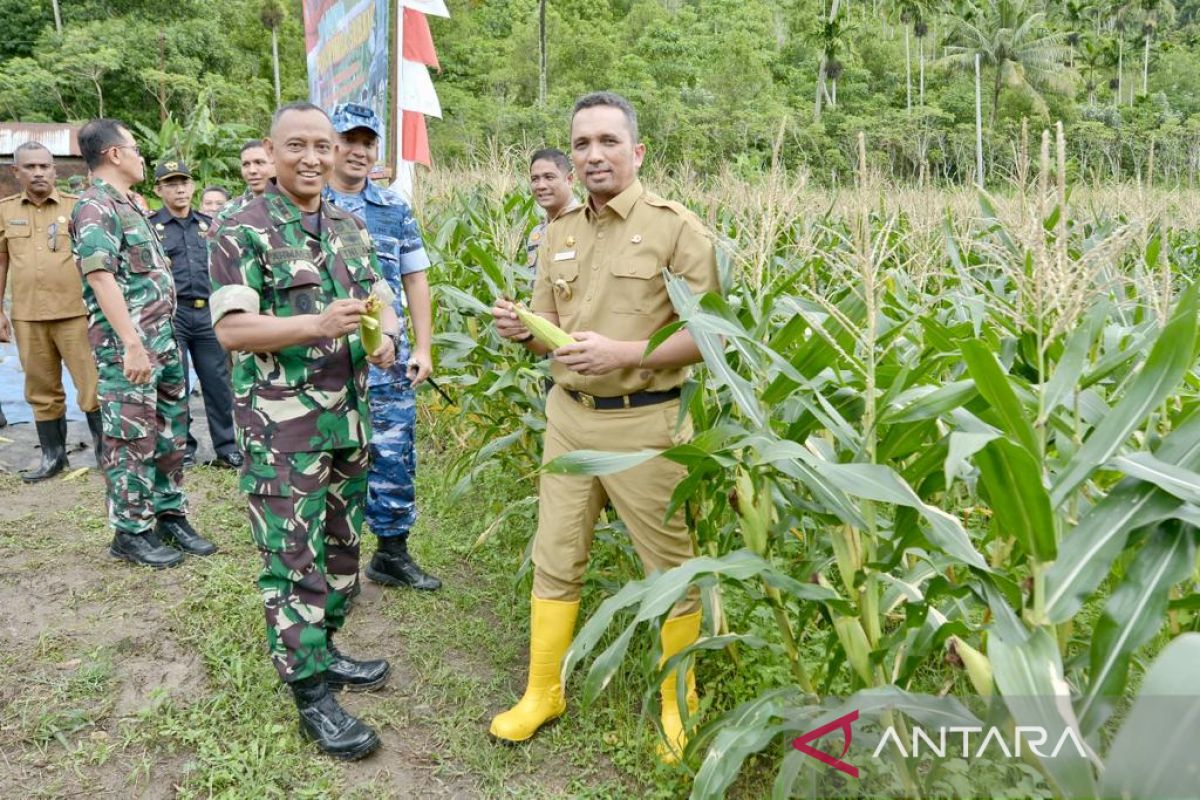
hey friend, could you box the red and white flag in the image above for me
[393,0,445,193]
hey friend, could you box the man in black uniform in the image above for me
[149,160,240,469]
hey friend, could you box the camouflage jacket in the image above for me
[70,178,177,361]
[211,189,255,227]
[208,181,387,455]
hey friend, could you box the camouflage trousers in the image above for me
[242,447,368,683]
[366,379,417,540]
[97,348,187,534]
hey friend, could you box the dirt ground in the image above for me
[0,403,484,798]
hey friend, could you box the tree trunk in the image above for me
[1142,33,1149,96]
[813,0,841,122]
[991,60,1002,127]
[538,0,547,106]
[814,55,827,121]
[50,0,62,34]
[919,37,925,106]
[975,53,985,188]
[904,27,912,113]
[832,78,837,106]
[271,26,281,105]
[1117,39,1123,107]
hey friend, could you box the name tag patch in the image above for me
[268,247,312,264]
[553,250,576,262]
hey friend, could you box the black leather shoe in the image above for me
[213,451,243,469]
[291,674,380,760]
[22,417,68,483]
[157,515,218,556]
[109,530,185,568]
[366,537,442,591]
[325,639,390,691]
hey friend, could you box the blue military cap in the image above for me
[331,103,384,137]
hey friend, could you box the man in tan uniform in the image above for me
[490,91,719,763]
[0,141,101,481]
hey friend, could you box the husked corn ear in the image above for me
[513,304,575,350]
[359,293,384,353]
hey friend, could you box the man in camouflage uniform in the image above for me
[212,140,275,225]
[71,118,214,568]
[210,102,401,761]
[325,103,439,591]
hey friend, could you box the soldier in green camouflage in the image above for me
[72,118,215,568]
[210,102,402,762]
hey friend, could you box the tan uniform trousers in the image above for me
[13,317,99,420]
[532,385,700,617]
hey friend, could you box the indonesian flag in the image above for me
[392,0,444,191]
[403,7,439,69]
[401,0,449,17]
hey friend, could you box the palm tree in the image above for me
[898,0,931,110]
[937,0,1073,126]
[1138,0,1175,95]
[261,0,284,107]
[538,0,548,106]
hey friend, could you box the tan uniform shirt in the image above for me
[0,190,84,321]
[532,180,719,397]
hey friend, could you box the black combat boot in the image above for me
[366,536,442,591]
[109,529,185,568]
[291,674,380,760]
[22,416,68,482]
[325,637,390,691]
[86,410,103,465]
[157,515,218,556]
[0,400,7,428]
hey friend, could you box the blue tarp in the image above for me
[0,341,83,424]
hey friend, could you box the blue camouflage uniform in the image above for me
[324,175,430,543]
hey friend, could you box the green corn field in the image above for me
[417,132,1200,799]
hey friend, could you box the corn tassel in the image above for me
[513,304,575,350]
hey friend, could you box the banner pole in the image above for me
[389,0,405,180]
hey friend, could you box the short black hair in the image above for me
[571,92,639,143]
[530,148,571,174]
[202,185,230,200]
[78,118,131,169]
[270,102,331,135]
[240,139,265,155]
[14,141,52,158]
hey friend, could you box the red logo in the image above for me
[792,710,859,778]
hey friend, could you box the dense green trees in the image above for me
[2,0,1199,184]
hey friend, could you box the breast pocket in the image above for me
[4,225,31,254]
[608,255,661,314]
[123,229,158,274]
[271,260,327,316]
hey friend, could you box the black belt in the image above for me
[563,387,680,410]
[179,298,208,309]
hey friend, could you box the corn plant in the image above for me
[420,155,1200,797]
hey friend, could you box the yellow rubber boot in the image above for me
[656,611,701,764]
[489,596,580,743]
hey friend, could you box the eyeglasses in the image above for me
[104,143,141,157]
[47,222,59,252]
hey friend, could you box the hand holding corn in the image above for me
[491,298,573,350]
